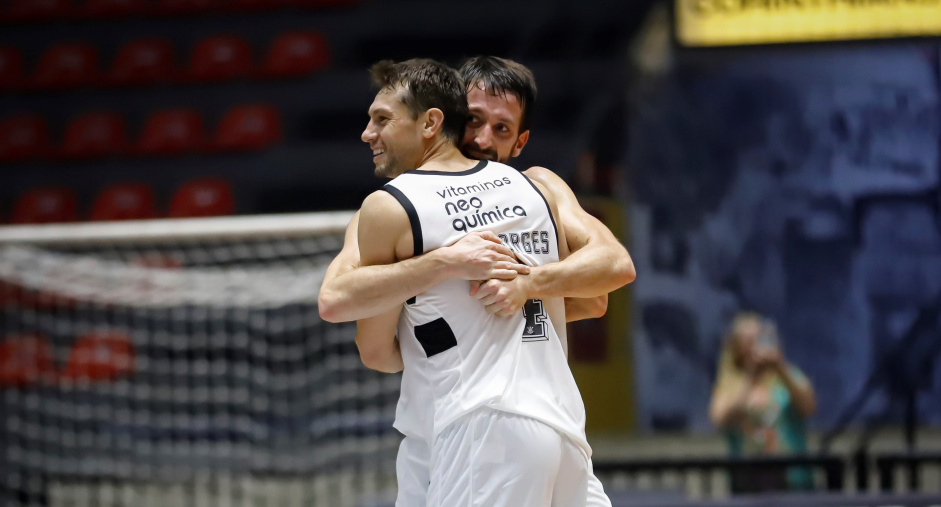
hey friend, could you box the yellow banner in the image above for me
[676,0,941,46]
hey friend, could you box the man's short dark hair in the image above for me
[369,58,468,144]
[459,56,537,133]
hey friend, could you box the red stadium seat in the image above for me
[0,47,24,91]
[108,38,174,86]
[169,177,234,217]
[186,35,252,82]
[4,0,71,22]
[0,114,48,162]
[12,187,77,224]
[62,331,136,383]
[60,111,126,159]
[212,103,280,151]
[137,108,204,156]
[32,42,99,89]
[153,0,215,15]
[0,334,56,387]
[259,31,329,78]
[90,182,156,221]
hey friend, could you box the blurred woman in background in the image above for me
[709,312,817,493]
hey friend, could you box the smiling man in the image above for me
[457,56,633,325]
[319,57,633,327]
[351,57,611,506]
[318,57,634,507]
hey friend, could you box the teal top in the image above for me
[725,366,813,490]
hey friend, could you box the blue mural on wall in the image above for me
[629,45,941,433]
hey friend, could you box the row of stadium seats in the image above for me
[0,332,135,386]
[0,31,329,91]
[10,178,234,223]
[0,104,281,162]
[0,0,358,23]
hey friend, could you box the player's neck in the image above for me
[414,138,477,173]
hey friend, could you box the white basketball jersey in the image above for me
[384,160,590,457]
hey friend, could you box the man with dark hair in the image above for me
[320,57,632,506]
[368,59,468,149]
[325,57,626,506]
[458,56,632,324]
[459,56,536,162]
[320,55,632,344]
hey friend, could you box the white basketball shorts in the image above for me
[426,407,611,507]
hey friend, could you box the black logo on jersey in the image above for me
[522,299,549,342]
[436,177,513,199]
[447,197,529,233]
[499,231,550,255]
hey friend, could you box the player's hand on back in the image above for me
[469,277,530,318]
[443,231,530,281]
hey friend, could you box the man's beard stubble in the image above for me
[374,155,401,179]
[461,145,502,164]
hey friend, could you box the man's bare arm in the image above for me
[564,295,609,322]
[523,166,635,301]
[473,167,635,319]
[351,190,413,371]
[320,211,364,296]
[355,307,404,373]
[319,212,529,323]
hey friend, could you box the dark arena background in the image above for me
[0,0,940,506]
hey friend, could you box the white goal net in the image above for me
[0,212,402,507]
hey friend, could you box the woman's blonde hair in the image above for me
[715,312,774,392]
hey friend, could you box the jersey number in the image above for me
[522,299,549,342]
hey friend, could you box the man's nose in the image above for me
[362,123,375,143]
[475,125,492,148]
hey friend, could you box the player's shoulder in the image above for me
[522,166,565,186]
[522,166,582,205]
[360,189,408,223]
[357,190,412,246]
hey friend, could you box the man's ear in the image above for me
[422,108,445,139]
[510,130,530,158]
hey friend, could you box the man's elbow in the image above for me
[355,335,400,373]
[358,348,401,373]
[358,351,383,371]
[317,295,339,323]
[588,295,608,319]
[317,289,348,323]
[614,256,637,288]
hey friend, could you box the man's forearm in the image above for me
[355,308,405,374]
[564,295,608,322]
[526,242,634,300]
[321,230,529,323]
[522,166,635,302]
[319,252,452,323]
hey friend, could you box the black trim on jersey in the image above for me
[406,159,488,177]
[521,174,559,241]
[406,296,416,305]
[414,318,458,358]
[382,183,423,256]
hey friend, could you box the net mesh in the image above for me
[0,212,402,507]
